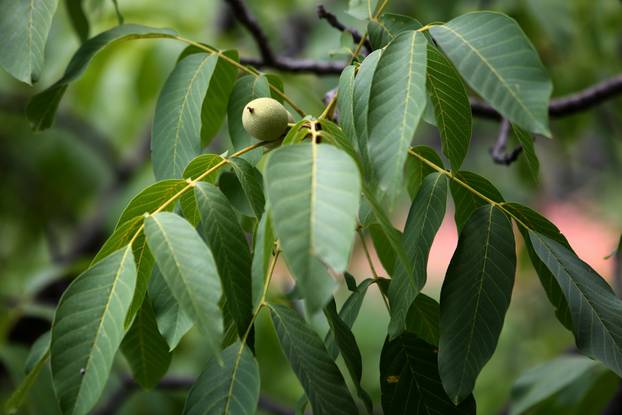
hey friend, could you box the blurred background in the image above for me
[1,0,621,414]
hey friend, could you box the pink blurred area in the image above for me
[348,201,619,284]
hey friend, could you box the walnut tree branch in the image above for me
[489,118,524,165]
[317,5,372,53]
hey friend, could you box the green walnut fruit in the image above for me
[242,97,289,141]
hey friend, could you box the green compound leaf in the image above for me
[430,12,552,136]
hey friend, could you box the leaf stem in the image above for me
[173,35,306,116]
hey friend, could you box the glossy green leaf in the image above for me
[389,173,447,338]
[368,31,428,202]
[251,212,274,308]
[194,182,252,338]
[381,333,477,415]
[227,74,271,161]
[405,294,440,346]
[502,202,572,330]
[51,245,136,415]
[439,205,516,404]
[125,232,155,327]
[152,53,221,180]
[430,12,552,136]
[182,341,260,415]
[405,145,444,199]
[367,13,422,49]
[337,65,357,146]
[269,303,358,415]
[229,157,265,218]
[324,299,373,413]
[449,171,504,232]
[121,295,171,389]
[65,0,89,42]
[509,356,602,415]
[426,44,472,170]
[91,216,142,265]
[180,153,226,226]
[149,267,193,350]
[529,231,622,377]
[26,24,177,130]
[115,180,186,229]
[353,49,382,179]
[0,0,59,84]
[264,143,360,313]
[512,125,539,182]
[144,212,222,356]
[318,119,362,171]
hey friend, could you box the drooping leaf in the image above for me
[264,143,361,313]
[512,125,539,182]
[509,356,603,415]
[367,13,422,49]
[152,53,223,180]
[228,157,265,218]
[180,153,226,225]
[148,267,193,350]
[336,65,357,145]
[439,205,516,404]
[251,212,275,309]
[26,24,177,130]
[121,295,172,389]
[324,300,373,413]
[227,74,271,162]
[115,180,187,229]
[0,0,59,84]
[65,0,89,42]
[182,341,260,415]
[449,171,504,232]
[430,12,552,136]
[404,145,444,199]
[219,171,255,217]
[405,294,440,346]
[269,304,358,415]
[51,246,136,415]
[426,44,472,170]
[381,333,477,415]
[388,173,447,338]
[502,202,573,330]
[144,212,222,356]
[353,49,382,179]
[529,231,622,377]
[194,182,252,339]
[91,216,142,265]
[367,31,427,203]
[201,51,238,145]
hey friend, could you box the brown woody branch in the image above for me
[317,5,372,53]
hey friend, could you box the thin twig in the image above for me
[223,0,276,64]
[317,5,372,53]
[489,118,524,165]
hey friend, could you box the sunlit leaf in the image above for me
[439,205,516,404]
[264,143,360,313]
